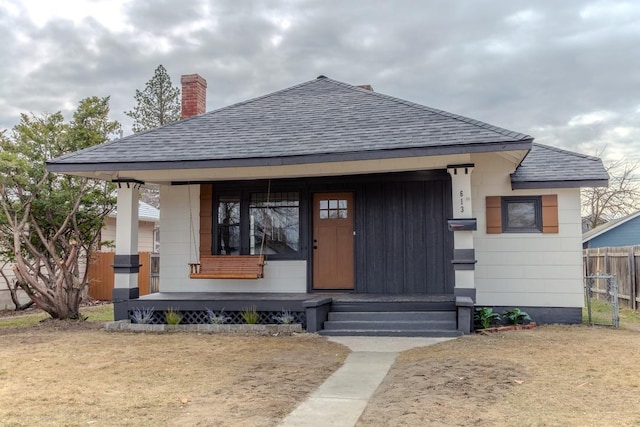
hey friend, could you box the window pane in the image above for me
[507,202,536,228]
[250,192,300,255]
[217,196,240,255]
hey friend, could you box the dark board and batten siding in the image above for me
[202,171,455,295]
[355,175,454,295]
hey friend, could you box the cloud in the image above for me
[0,0,637,165]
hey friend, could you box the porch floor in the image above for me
[137,292,455,303]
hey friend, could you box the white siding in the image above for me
[471,152,584,308]
[159,184,307,293]
[100,217,157,253]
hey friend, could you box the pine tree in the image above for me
[125,64,181,133]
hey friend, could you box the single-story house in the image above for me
[582,211,640,249]
[47,74,608,335]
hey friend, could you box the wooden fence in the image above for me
[583,246,640,310]
[87,252,159,301]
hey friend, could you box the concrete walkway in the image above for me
[278,336,453,427]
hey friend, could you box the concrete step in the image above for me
[330,300,456,312]
[328,311,456,322]
[323,320,456,331]
[318,329,463,337]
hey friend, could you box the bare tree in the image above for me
[582,152,640,230]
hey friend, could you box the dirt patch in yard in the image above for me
[358,325,640,426]
[0,322,349,427]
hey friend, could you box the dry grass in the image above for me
[358,325,640,426]
[0,323,349,427]
[4,308,640,426]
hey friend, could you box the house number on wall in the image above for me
[459,190,465,214]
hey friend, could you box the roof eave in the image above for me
[47,139,533,174]
[511,178,609,190]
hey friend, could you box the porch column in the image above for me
[112,180,142,320]
[447,164,476,302]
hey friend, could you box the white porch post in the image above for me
[447,164,477,302]
[112,180,142,320]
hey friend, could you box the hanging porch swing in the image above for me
[187,182,269,280]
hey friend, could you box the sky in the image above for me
[0,0,638,162]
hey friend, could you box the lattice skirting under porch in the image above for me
[128,309,306,327]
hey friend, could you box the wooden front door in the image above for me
[313,192,355,290]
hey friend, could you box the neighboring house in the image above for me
[101,201,160,253]
[582,212,640,249]
[47,75,608,335]
[581,214,608,233]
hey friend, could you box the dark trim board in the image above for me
[488,306,582,324]
[132,292,312,312]
[511,179,609,189]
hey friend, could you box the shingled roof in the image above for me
[48,76,533,173]
[511,144,609,189]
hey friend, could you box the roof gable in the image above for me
[48,76,533,172]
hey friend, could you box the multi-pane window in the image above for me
[319,199,348,219]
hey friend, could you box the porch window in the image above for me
[212,189,302,259]
[250,192,300,255]
[217,196,240,255]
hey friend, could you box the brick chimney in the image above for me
[181,74,207,119]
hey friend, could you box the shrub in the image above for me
[474,307,501,329]
[164,308,182,325]
[502,308,532,325]
[275,309,295,324]
[206,308,229,324]
[241,306,260,324]
[131,307,154,324]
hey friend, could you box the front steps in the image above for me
[318,298,463,337]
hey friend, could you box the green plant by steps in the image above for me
[474,307,501,329]
[241,306,260,324]
[164,308,182,325]
[502,308,531,325]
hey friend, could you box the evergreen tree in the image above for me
[125,64,181,133]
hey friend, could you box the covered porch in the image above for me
[119,291,473,335]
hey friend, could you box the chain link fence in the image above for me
[584,274,619,327]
